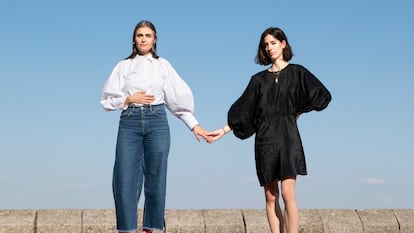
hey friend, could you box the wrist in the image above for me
[192,124,200,132]
[222,125,231,134]
[124,96,130,107]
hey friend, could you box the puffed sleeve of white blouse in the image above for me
[100,61,128,111]
[161,59,199,130]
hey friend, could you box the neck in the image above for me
[270,60,288,72]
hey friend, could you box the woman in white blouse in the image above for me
[100,20,208,233]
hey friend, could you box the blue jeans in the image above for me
[113,104,170,232]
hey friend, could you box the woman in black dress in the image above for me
[207,27,331,233]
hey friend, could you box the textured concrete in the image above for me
[357,209,400,233]
[0,210,35,233]
[164,209,204,233]
[299,209,323,233]
[242,209,269,233]
[1,208,414,233]
[317,209,363,233]
[37,209,82,233]
[83,209,117,233]
[203,209,245,233]
[393,209,414,233]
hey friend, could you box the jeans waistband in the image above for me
[128,103,164,111]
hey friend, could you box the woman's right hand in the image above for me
[125,90,155,106]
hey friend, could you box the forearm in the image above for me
[100,95,128,111]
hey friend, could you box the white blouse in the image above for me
[100,54,199,130]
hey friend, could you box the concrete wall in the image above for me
[0,209,413,233]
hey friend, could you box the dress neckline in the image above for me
[267,63,290,74]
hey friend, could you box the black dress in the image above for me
[228,64,331,186]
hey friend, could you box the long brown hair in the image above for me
[255,27,293,65]
[125,20,159,60]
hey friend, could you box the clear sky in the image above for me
[1,0,413,210]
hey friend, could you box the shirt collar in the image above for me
[136,53,155,62]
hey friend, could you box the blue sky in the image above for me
[1,0,413,210]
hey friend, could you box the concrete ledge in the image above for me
[37,209,82,233]
[83,209,117,233]
[357,209,400,233]
[318,209,362,232]
[242,209,268,233]
[0,209,413,233]
[164,209,204,233]
[203,209,244,233]
[0,210,35,233]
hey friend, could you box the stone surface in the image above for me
[393,209,414,233]
[242,209,270,233]
[357,209,399,233]
[203,209,244,233]
[36,209,82,233]
[299,209,323,233]
[0,209,35,233]
[83,209,117,233]
[0,208,413,233]
[164,209,205,233]
[317,209,362,233]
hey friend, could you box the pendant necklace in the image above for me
[271,63,288,83]
[274,72,280,83]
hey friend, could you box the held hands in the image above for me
[192,124,231,143]
[206,125,231,144]
[206,128,226,144]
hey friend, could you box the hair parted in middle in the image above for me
[255,27,293,65]
[126,20,159,60]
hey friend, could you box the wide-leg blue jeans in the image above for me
[113,104,170,232]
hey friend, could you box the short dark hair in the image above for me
[255,27,293,65]
[126,20,159,60]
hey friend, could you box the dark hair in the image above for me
[126,20,159,60]
[255,27,293,65]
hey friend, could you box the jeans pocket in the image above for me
[120,109,133,120]
[151,108,167,119]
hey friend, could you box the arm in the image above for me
[162,59,208,141]
[100,63,128,111]
[207,74,260,143]
[298,66,331,113]
[100,62,156,110]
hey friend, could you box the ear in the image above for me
[281,40,287,48]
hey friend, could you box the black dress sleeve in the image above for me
[297,66,332,113]
[227,76,259,139]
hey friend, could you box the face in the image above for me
[134,26,156,56]
[264,34,286,62]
